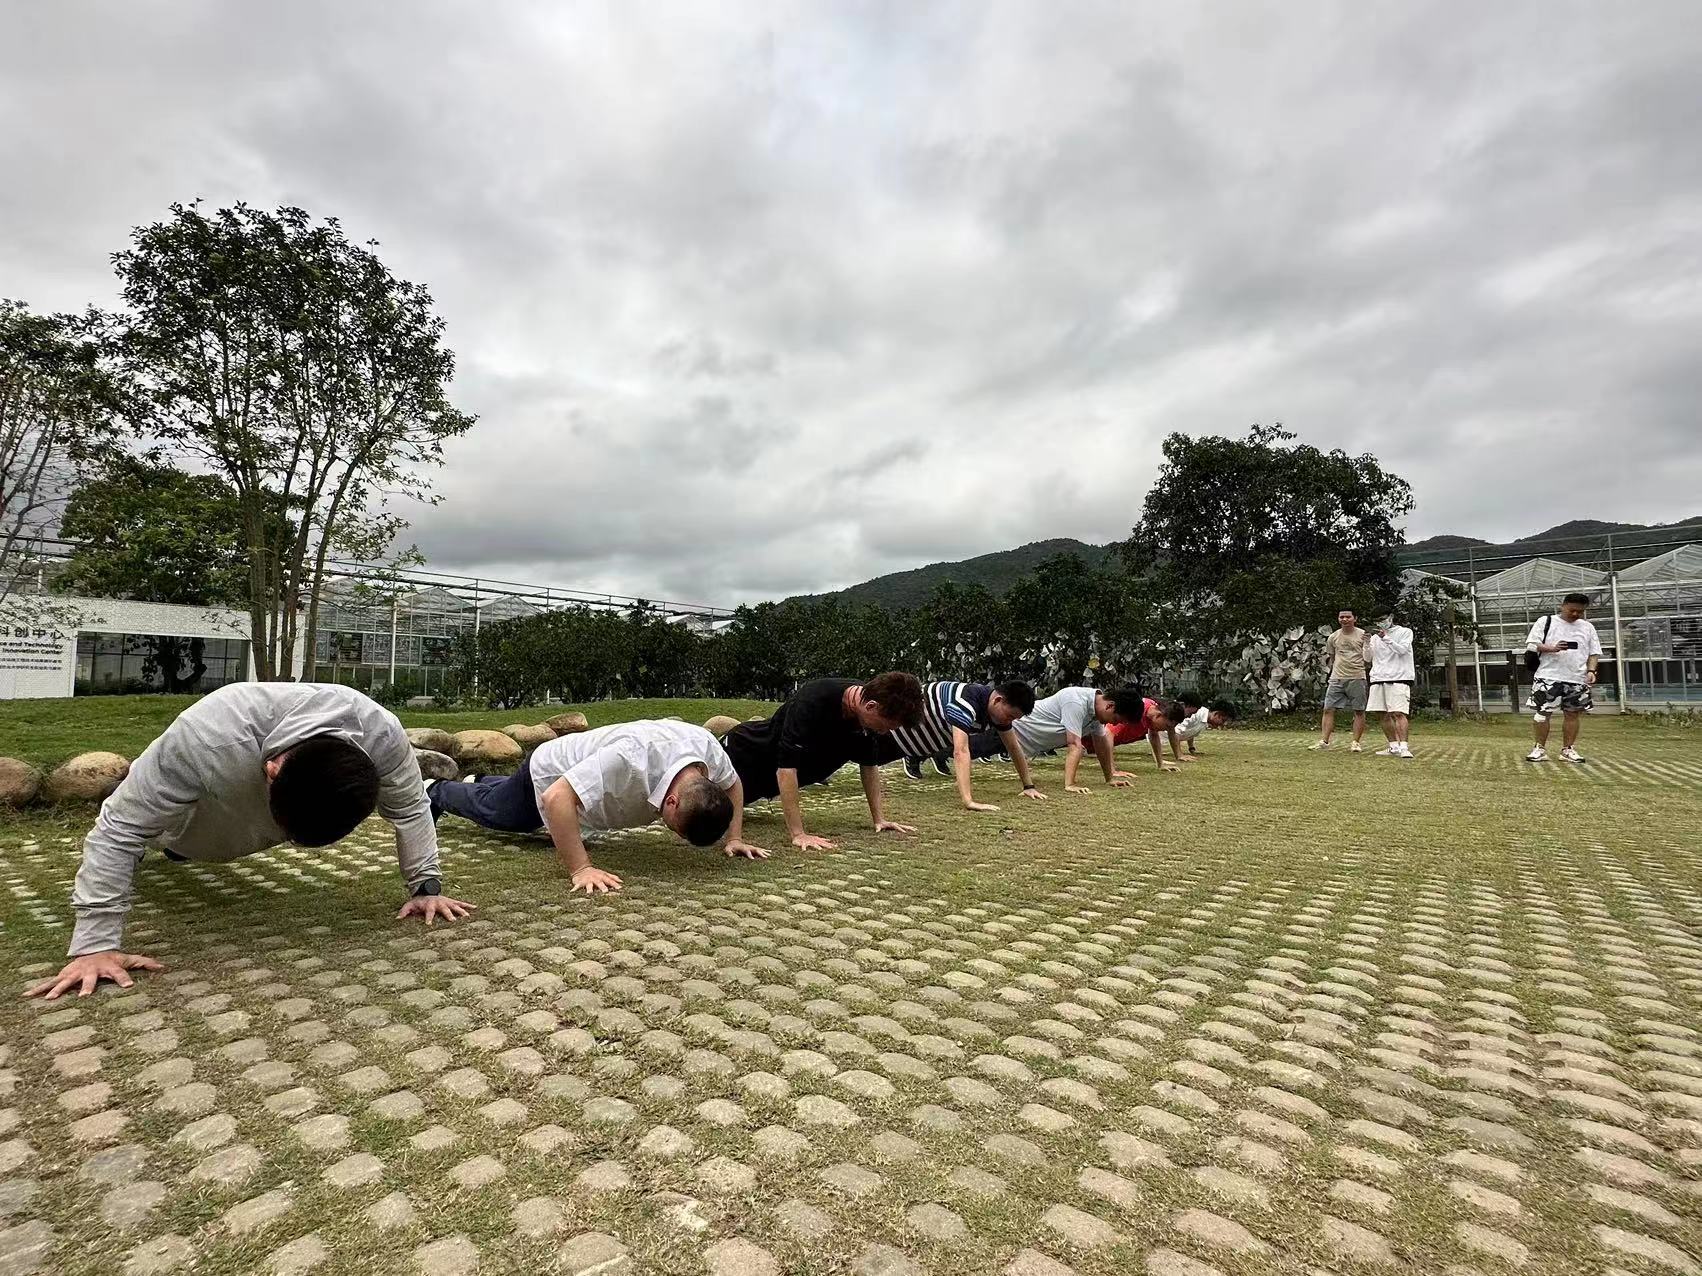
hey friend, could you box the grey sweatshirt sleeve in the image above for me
[68,729,202,956]
[370,715,441,890]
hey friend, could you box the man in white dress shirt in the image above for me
[26,682,474,1002]
[429,719,766,893]
[1523,592,1604,764]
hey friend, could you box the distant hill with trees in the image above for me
[802,516,1702,607]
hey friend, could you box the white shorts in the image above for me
[1368,683,1411,714]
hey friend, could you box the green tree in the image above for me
[1124,424,1414,685]
[1,300,119,611]
[914,582,1011,682]
[58,458,250,606]
[58,457,263,693]
[114,202,475,681]
[1005,553,1146,689]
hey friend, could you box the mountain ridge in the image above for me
[796,517,1702,609]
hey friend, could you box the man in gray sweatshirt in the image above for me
[24,682,475,1001]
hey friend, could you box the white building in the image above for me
[0,596,304,700]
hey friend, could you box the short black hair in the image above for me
[677,774,734,847]
[1153,699,1187,726]
[863,671,925,727]
[1102,686,1147,722]
[269,735,380,846]
[1179,691,1205,710]
[1562,592,1591,606]
[995,680,1036,714]
[1207,699,1238,719]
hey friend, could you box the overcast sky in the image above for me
[4,3,1700,606]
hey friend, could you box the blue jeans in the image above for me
[429,768,542,833]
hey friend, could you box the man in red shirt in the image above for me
[1105,697,1186,772]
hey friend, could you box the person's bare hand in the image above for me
[964,800,1000,813]
[792,832,837,851]
[1585,671,1598,685]
[25,951,163,1001]
[723,840,770,860]
[1065,784,1093,795]
[1113,769,1139,780]
[570,866,623,895]
[1180,753,1199,762]
[874,820,915,835]
[1020,787,1048,800]
[396,894,477,926]
[1107,777,1133,788]
[1160,762,1180,773]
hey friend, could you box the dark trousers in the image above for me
[429,768,543,833]
[962,730,1016,760]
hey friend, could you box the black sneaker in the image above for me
[930,756,951,777]
[902,757,924,781]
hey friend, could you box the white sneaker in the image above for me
[1308,740,1332,750]
[1397,743,1415,758]
[1525,746,1547,763]
[1350,741,1363,753]
[1560,746,1586,764]
[1374,746,1397,756]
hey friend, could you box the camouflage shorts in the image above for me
[1530,679,1592,719]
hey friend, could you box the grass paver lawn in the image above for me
[1,706,1698,1275]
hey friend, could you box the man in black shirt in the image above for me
[722,672,925,850]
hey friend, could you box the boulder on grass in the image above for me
[452,729,523,769]
[414,749,460,782]
[44,751,131,803]
[0,758,43,807]
[543,711,590,735]
[502,723,556,750]
[703,715,741,738]
[406,727,457,756]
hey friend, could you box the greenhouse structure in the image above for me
[1411,532,1702,711]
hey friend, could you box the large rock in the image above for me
[452,730,523,769]
[406,727,457,756]
[44,751,131,803]
[543,711,589,735]
[415,749,460,782]
[503,724,556,750]
[703,715,741,738]
[0,757,43,807]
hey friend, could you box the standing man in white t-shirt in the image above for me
[1524,592,1604,764]
[1368,615,1417,758]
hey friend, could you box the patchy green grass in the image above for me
[0,710,1698,1275]
[0,694,774,771]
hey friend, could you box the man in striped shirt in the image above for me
[884,680,1043,812]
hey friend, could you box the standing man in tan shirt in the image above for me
[1310,608,1371,752]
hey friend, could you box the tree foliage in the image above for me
[58,457,251,606]
[113,202,474,680]
[1122,424,1414,701]
[0,300,119,611]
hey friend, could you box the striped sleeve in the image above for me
[939,682,981,734]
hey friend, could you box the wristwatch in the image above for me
[412,878,443,898]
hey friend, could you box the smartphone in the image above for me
[1560,640,1579,650]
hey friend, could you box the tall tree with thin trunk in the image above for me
[113,202,475,679]
[0,300,118,614]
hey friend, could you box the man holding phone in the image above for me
[1524,592,1603,763]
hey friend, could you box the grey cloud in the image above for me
[4,0,1700,602]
